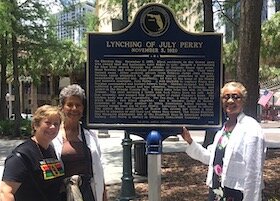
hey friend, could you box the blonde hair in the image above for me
[31,105,63,134]
[221,81,248,102]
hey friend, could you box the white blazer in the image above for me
[52,126,105,201]
[185,113,266,201]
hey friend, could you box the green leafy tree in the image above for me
[223,10,280,83]
[260,12,280,68]
[54,39,86,82]
[0,0,90,136]
[0,1,12,33]
[259,65,280,82]
[23,15,85,105]
[0,1,13,121]
[85,12,100,32]
[223,40,238,80]
[0,0,54,136]
[259,12,280,82]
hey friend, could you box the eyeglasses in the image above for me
[222,94,242,101]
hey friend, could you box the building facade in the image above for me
[95,0,200,33]
[55,1,95,45]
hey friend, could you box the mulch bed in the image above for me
[107,148,280,201]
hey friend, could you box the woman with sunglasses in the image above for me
[181,81,266,201]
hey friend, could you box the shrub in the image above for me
[0,120,32,139]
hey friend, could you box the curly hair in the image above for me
[59,84,86,107]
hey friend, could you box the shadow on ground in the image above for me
[107,149,280,201]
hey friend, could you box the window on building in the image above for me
[37,76,50,95]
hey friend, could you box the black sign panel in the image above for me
[87,3,223,136]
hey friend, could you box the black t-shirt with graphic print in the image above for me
[2,138,64,201]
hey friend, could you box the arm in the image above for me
[181,127,193,144]
[0,181,21,201]
[181,127,212,165]
[243,131,266,201]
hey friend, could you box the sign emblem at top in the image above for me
[140,5,170,37]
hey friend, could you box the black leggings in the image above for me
[208,186,243,201]
[80,175,95,201]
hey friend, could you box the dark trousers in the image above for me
[80,175,95,201]
[208,187,243,201]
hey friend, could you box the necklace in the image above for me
[32,136,45,158]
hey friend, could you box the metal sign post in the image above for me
[119,132,135,200]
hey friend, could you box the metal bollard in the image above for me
[146,131,162,201]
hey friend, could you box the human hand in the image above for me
[181,127,193,145]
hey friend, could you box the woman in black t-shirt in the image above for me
[0,105,65,201]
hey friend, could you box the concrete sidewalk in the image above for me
[0,124,280,185]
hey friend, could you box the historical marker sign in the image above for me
[87,3,223,136]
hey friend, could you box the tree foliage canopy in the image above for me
[224,11,280,82]
[261,12,280,67]
[107,0,202,30]
[0,0,87,124]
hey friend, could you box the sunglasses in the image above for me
[222,94,242,101]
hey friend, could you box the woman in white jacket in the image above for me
[52,84,107,201]
[182,81,266,201]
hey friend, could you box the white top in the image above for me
[185,113,266,201]
[52,126,105,201]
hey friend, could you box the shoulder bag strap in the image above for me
[80,126,93,177]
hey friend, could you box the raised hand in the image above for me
[181,127,193,144]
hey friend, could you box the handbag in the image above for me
[64,175,83,201]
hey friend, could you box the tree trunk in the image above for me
[202,0,216,147]
[203,0,214,32]
[12,33,21,137]
[30,83,37,113]
[49,75,58,105]
[0,33,8,120]
[10,0,22,136]
[237,0,263,119]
